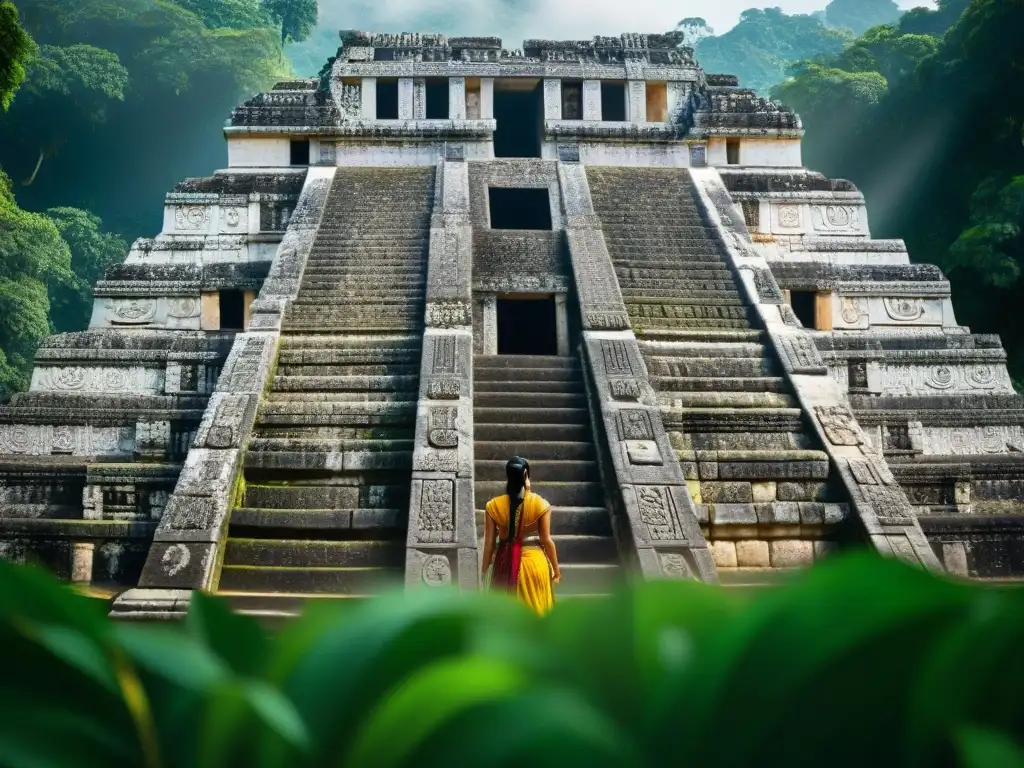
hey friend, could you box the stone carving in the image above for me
[847,456,894,486]
[338,82,361,118]
[689,144,706,167]
[0,426,39,454]
[620,409,654,441]
[167,298,200,319]
[583,311,630,330]
[107,299,157,324]
[445,143,465,161]
[884,297,925,322]
[52,426,74,454]
[777,205,801,228]
[319,142,337,165]
[610,379,641,401]
[426,301,471,328]
[659,551,690,579]
[222,208,242,228]
[427,379,461,400]
[52,367,87,390]
[219,336,272,393]
[967,366,997,389]
[418,480,455,543]
[926,365,955,390]
[637,487,680,540]
[816,406,869,448]
[811,205,860,232]
[428,407,459,448]
[175,206,210,230]
[602,340,633,376]
[431,336,457,375]
[751,268,783,304]
[422,554,452,586]
[776,334,827,375]
[840,297,869,326]
[162,543,191,577]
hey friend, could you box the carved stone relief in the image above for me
[815,405,870,449]
[883,297,925,322]
[106,299,157,325]
[422,554,452,586]
[427,407,459,448]
[167,298,200,319]
[174,206,210,231]
[636,486,682,540]
[658,551,690,579]
[418,480,455,543]
[777,205,801,229]
[811,205,860,233]
[776,334,827,375]
[840,297,869,328]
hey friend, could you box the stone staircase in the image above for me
[473,354,622,597]
[216,168,436,618]
[587,168,842,581]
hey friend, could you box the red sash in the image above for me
[491,496,524,592]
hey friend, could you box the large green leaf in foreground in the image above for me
[0,553,1021,767]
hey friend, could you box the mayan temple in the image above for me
[1,30,1022,620]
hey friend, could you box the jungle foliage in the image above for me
[772,0,1024,380]
[0,554,1022,767]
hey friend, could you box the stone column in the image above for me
[360,77,377,119]
[583,80,602,121]
[200,292,220,331]
[555,293,569,356]
[406,157,478,590]
[815,292,833,331]
[543,79,562,121]
[71,542,94,584]
[449,77,467,120]
[413,78,427,119]
[482,295,498,355]
[627,80,647,123]
[398,78,414,120]
[556,161,717,583]
[480,78,495,120]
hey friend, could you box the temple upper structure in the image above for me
[0,31,1020,619]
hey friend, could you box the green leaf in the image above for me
[114,624,230,692]
[958,727,1024,768]
[186,591,269,677]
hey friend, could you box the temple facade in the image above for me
[0,31,1021,619]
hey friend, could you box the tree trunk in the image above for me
[22,148,47,186]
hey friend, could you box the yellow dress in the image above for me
[485,492,555,615]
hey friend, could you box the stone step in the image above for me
[474,407,589,426]
[553,563,623,596]
[244,449,412,473]
[625,295,745,308]
[616,286,742,299]
[244,482,408,510]
[635,328,766,344]
[253,425,416,442]
[276,364,420,378]
[281,334,421,350]
[638,340,766,358]
[632,317,753,331]
[474,526,618,564]
[295,290,425,302]
[218,564,404,595]
[231,507,406,532]
[474,423,591,442]
[267,393,419,406]
[627,304,751,321]
[474,367,581,383]
[217,591,365,619]
[282,321,424,333]
[473,354,580,370]
[474,440,596,461]
[474,507,612,537]
[658,391,797,409]
[298,276,426,288]
[224,538,405,568]
[248,437,414,453]
[653,376,789,394]
[474,459,600,483]
[674,432,810,452]
[474,380,581,394]
[645,357,776,379]
[474,481,604,507]
[258,403,416,426]
[271,375,419,392]
[668,408,806,434]
[474,391,588,409]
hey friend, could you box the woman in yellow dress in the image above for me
[480,456,561,615]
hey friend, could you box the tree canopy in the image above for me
[0,1,34,110]
[824,0,902,36]
[261,0,317,47]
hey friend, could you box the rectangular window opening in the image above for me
[727,139,741,165]
[646,82,668,122]
[497,296,558,356]
[601,81,627,121]
[376,78,399,119]
[493,80,543,158]
[290,139,310,166]
[790,291,816,329]
[219,290,245,331]
[562,80,583,120]
[373,49,395,61]
[425,78,450,119]
[488,187,552,230]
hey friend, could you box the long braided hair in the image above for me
[504,456,529,542]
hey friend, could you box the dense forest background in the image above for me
[0,0,1022,397]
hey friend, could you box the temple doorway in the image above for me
[497,296,558,355]
[493,79,543,158]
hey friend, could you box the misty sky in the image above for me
[314,0,937,45]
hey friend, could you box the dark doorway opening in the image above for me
[727,139,741,165]
[493,80,543,158]
[290,139,310,166]
[601,81,627,121]
[425,78,450,119]
[220,290,245,331]
[790,291,816,329]
[488,188,552,230]
[376,79,399,119]
[497,297,557,355]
